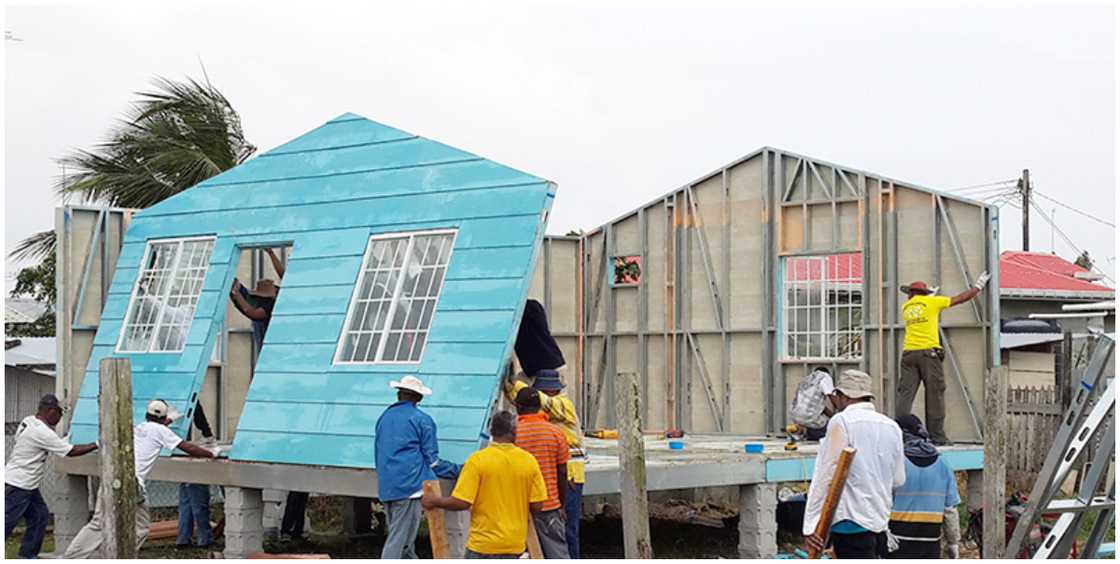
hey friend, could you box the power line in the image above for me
[1029,199,1115,283]
[948,179,1018,193]
[1032,190,1115,228]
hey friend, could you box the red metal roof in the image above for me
[785,253,863,282]
[1000,251,1114,296]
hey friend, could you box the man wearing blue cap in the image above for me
[5,394,98,558]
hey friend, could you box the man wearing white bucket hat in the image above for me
[65,399,219,558]
[375,375,461,558]
[802,370,905,559]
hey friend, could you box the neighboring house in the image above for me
[1000,251,1115,332]
[5,337,57,432]
[68,113,557,470]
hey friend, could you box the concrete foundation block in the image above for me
[966,470,983,511]
[50,473,91,556]
[223,487,264,558]
[738,483,778,559]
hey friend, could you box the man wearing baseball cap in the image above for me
[898,272,989,445]
[5,394,98,558]
[65,399,219,558]
[803,370,905,559]
[374,376,461,558]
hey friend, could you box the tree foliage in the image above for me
[7,76,254,337]
[7,254,56,337]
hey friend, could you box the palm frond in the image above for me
[9,229,56,261]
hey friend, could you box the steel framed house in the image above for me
[529,147,1000,441]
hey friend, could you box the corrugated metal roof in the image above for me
[1000,251,1115,297]
[5,299,47,324]
[4,337,57,368]
[71,113,555,469]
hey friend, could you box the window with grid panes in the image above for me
[334,230,456,364]
[782,253,863,360]
[117,237,215,353]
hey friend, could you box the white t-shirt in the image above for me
[133,421,183,489]
[4,415,75,490]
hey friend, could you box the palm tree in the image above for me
[9,76,256,261]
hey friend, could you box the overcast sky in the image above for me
[4,2,1116,290]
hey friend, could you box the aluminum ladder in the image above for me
[1005,334,1115,559]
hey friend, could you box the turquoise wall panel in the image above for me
[76,113,554,469]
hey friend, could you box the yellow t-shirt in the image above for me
[452,443,549,555]
[902,294,952,350]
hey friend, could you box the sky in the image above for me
[4,1,1117,291]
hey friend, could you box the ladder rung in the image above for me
[1045,496,1115,513]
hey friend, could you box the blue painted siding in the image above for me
[69,113,555,470]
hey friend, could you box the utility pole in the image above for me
[1018,169,1031,251]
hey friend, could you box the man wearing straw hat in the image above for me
[375,375,461,558]
[897,272,988,446]
[803,369,905,559]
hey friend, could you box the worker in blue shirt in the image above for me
[375,375,461,558]
[887,414,962,559]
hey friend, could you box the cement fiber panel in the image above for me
[547,239,579,334]
[727,159,764,329]
[729,333,765,434]
[686,175,725,333]
[643,203,668,333]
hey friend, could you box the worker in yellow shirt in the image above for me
[506,370,586,558]
[897,273,988,445]
[421,412,549,558]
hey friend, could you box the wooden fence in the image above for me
[1006,386,1063,485]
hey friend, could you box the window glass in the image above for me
[783,253,863,360]
[335,230,456,364]
[118,237,215,353]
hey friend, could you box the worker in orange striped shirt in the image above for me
[513,387,570,558]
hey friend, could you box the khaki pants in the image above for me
[897,348,948,443]
[63,491,151,558]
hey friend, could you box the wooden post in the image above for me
[616,371,653,558]
[99,358,139,558]
[807,447,856,559]
[423,480,450,558]
[983,366,1008,558]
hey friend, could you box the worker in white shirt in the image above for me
[64,399,219,558]
[803,369,905,559]
[5,394,98,558]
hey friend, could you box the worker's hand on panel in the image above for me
[420,491,437,510]
[972,271,990,290]
[804,534,825,553]
[231,278,241,293]
[207,445,222,458]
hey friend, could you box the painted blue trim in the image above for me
[764,447,984,482]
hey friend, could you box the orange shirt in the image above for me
[514,412,570,511]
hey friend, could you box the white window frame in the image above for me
[115,236,217,354]
[333,228,457,365]
[782,253,863,361]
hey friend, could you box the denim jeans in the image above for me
[565,482,583,559]
[381,498,422,559]
[176,483,212,546]
[5,485,49,558]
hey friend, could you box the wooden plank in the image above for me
[983,366,1008,558]
[423,480,450,559]
[526,514,544,559]
[99,357,139,558]
[616,371,653,558]
[807,447,856,559]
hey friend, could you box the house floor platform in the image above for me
[56,434,984,498]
